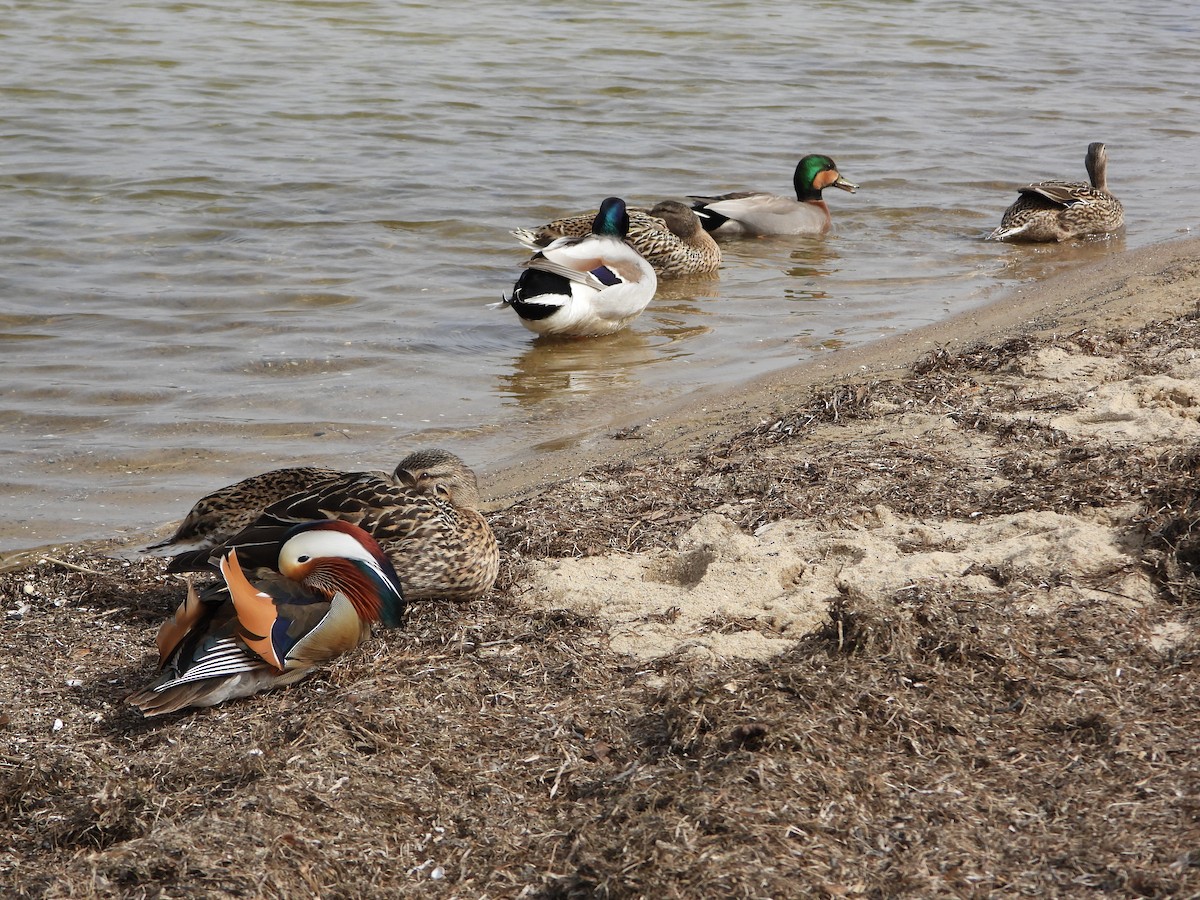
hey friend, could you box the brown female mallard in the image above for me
[989,142,1124,242]
[158,449,499,602]
[512,199,720,278]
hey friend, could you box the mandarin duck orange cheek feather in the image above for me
[128,520,405,717]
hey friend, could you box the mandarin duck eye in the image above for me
[297,555,310,563]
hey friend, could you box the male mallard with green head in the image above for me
[493,196,658,337]
[689,154,859,237]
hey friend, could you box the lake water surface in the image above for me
[3,0,1199,552]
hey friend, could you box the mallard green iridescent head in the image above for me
[793,155,859,201]
[591,197,632,239]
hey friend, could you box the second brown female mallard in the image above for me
[513,199,720,278]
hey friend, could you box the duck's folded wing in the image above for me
[283,592,372,668]
[1019,181,1087,208]
[165,471,398,573]
[526,254,646,293]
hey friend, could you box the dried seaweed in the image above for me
[3,311,1200,897]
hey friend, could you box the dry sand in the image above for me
[3,237,1200,898]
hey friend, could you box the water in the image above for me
[2,0,1198,553]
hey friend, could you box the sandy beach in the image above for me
[3,237,1200,897]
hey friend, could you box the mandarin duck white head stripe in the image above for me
[128,520,405,717]
[490,196,658,337]
[511,199,720,279]
[988,142,1124,242]
[165,450,499,603]
[688,154,858,238]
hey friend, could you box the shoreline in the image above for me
[2,235,1200,895]
[483,235,1200,507]
[3,235,1197,572]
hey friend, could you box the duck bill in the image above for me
[832,175,859,193]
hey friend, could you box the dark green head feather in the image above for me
[793,155,839,200]
[591,197,631,238]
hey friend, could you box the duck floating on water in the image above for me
[161,449,499,602]
[512,199,720,279]
[989,142,1124,242]
[128,520,406,716]
[689,154,859,237]
[492,196,658,337]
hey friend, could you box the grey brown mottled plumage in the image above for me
[160,450,499,602]
[147,466,343,552]
[512,200,720,278]
[989,142,1124,242]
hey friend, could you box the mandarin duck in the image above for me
[689,154,858,237]
[988,142,1124,242]
[512,199,720,278]
[492,196,658,337]
[128,520,406,716]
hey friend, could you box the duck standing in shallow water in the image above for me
[165,449,500,603]
[689,154,859,237]
[128,520,406,716]
[512,199,720,279]
[989,142,1124,242]
[493,196,658,337]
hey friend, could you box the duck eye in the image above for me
[297,555,311,563]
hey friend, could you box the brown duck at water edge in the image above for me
[512,200,721,278]
[161,449,500,602]
[989,142,1125,242]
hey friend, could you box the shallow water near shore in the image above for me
[2,0,1199,552]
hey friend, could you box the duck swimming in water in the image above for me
[493,196,658,337]
[689,154,859,237]
[512,199,720,279]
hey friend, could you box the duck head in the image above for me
[393,448,481,508]
[278,520,406,627]
[591,196,631,239]
[794,155,859,201]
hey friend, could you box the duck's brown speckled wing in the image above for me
[167,471,500,602]
[148,466,345,551]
